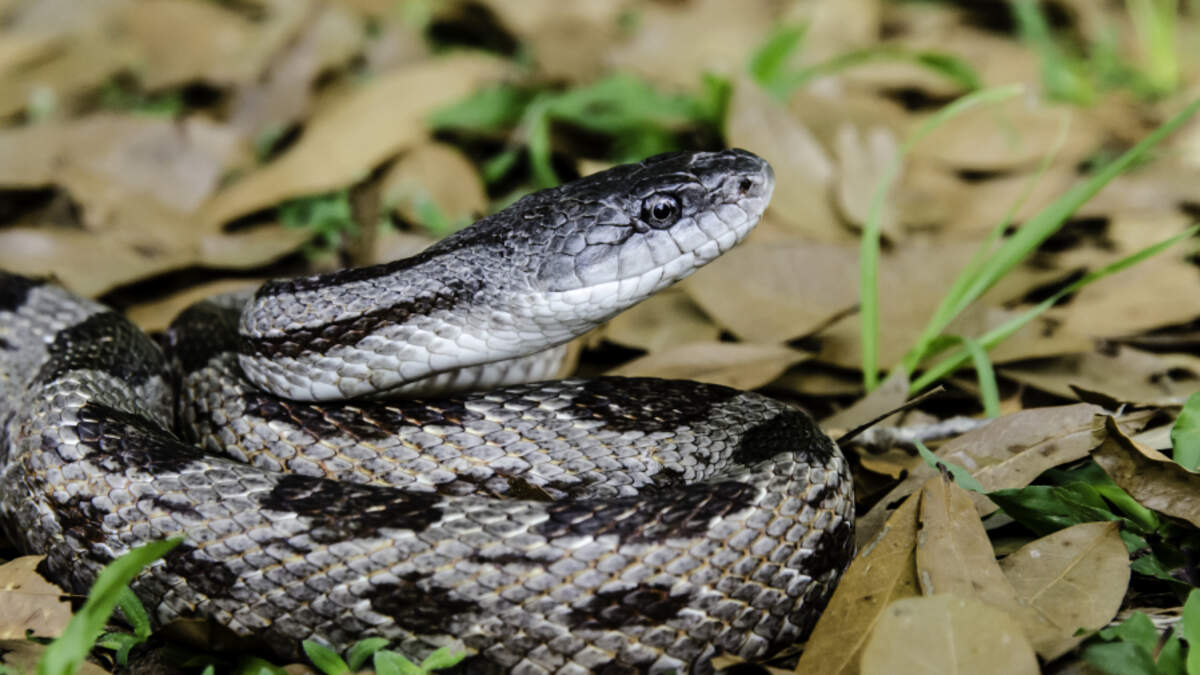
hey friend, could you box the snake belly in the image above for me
[0,150,855,674]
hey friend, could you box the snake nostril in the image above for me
[738,178,754,194]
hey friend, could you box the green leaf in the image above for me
[1170,391,1200,470]
[420,646,468,671]
[748,24,808,97]
[96,632,141,666]
[1082,641,1158,675]
[38,538,181,675]
[373,650,424,675]
[303,641,350,675]
[233,656,289,675]
[346,638,389,671]
[1098,612,1160,652]
[1184,588,1200,675]
[429,84,532,132]
[988,484,1120,536]
[116,587,151,640]
[914,440,985,493]
[1157,632,1185,675]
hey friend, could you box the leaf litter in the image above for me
[1,0,1200,672]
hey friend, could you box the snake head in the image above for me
[525,148,774,323]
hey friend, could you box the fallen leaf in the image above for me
[915,476,1029,620]
[0,556,72,640]
[860,595,1039,675]
[201,52,514,228]
[1000,521,1130,660]
[604,290,721,353]
[380,142,487,227]
[822,368,910,433]
[833,122,901,240]
[1001,346,1200,407]
[124,279,262,333]
[795,487,921,675]
[856,403,1105,547]
[683,241,859,343]
[724,80,846,242]
[477,0,626,80]
[1093,416,1200,528]
[606,342,810,390]
[0,639,108,674]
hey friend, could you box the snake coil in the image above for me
[0,150,853,674]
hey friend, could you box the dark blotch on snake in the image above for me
[167,300,242,374]
[804,519,854,582]
[732,408,835,467]
[161,544,240,598]
[0,272,42,313]
[35,313,166,387]
[568,583,694,630]
[536,480,757,543]
[71,402,206,474]
[259,474,445,542]
[242,278,485,359]
[368,572,475,634]
[568,377,737,433]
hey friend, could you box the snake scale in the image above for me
[0,149,854,674]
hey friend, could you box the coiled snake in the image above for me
[0,149,854,673]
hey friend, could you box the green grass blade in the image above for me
[1170,392,1200,470]
[1126,0,1180,96]
[1184,588,1200,674]
[1011,0,1094,104]
[859,84,1023,389]
[915,440,986,493]
[748,24,808,98]
[346,638,390,671]
[38,539,181,675]
[955,335,1001,417]
[898,109,1072,375]
[911,224,1199,392]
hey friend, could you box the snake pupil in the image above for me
[643,194,680,228]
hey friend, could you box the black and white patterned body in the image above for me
[0,150,855,674]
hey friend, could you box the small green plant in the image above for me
[747,23,982,100]
[1082,589,1199,675]
[279,190,360,256]
[98,78,185,117]
[431,73,728,188]
[38,539,181,675]
[303,639,467,675]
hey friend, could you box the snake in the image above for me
[0,149,854,674]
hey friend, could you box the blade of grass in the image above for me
[898,109,1073,375]
[859,84,1023,389]
[1126,0,1180,96]
[954,335,1001,418]
[38,539,181,675]
[910,224,1199,392]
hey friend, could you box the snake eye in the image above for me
[641,194,681,229]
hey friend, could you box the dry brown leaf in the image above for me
[795,488,921,675]
[0,556,72,640]
[604,290,720,353]
[783,0,880,63]
[201,52,514,228]
[683,241,859,344]
[0,31,135,119]
[606,342,809,390]
[1093,416,1200,528]
[119,0,263,88]
[860,595,1039,675]
[822,368,909,433]
[125,279,262,333]
[1051,252,1200,339]
[834,122,901,240]
[1000,521,1130,660]
[912,99,1100,172]
[478,0,627,80]
[0,639,108,674]
[915,476,1029,618]
[724,80,846,242]
[608,0,776,89]
[380,143,487,227]
[1001,346,1200,406]
[856,403,1105,547]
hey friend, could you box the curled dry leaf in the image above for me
[856,403,1105,546]
[1093,416,1200,528]
[201,52,514,228]
[118,0,267,88]
[606,342,809,391]
[795,487,921,675]
[604,290,720,353]
[723,80,845,242]
[833,123,901,241]
[860,595,1039,675]
[999,521,1130,660]
[125,279,262,333]
[0,556,72,640]
[476,0,626,80]
[821,368,909,434]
